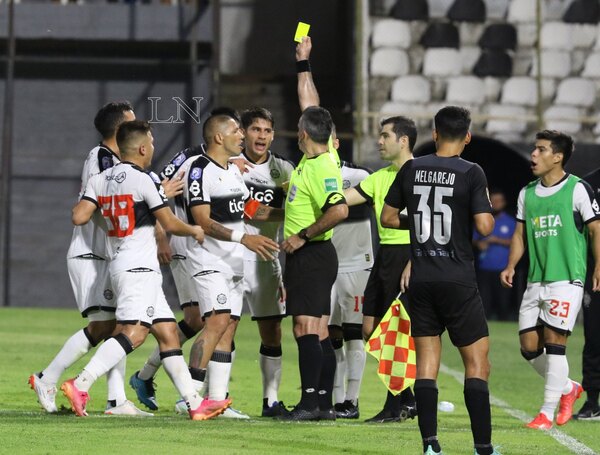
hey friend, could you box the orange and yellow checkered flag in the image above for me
[365,296,416,395]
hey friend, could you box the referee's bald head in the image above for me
[299,106,333,145]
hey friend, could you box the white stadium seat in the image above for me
[484,0,509,20]
[544,105,583,134]
[372,19,412,49]
[516,23,538,47]
[501,77,557,106]
[486,104,529,134]
[422,48,462,77]
[508,0,545,23]
[391,75,431,103]
[427,0,453,19]
[380,101,431,127]
[370,48,410,77]
[446,76,486,105]
[530,51,572,78]
[458,23,484,47]
[483,77,503,102]
[581,52,600,77]
[540,22,574,51]
[555,77,596,107]
[572,24,597,48]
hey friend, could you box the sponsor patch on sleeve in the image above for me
[324,178,338,192]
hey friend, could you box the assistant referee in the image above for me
[280,106,348,421]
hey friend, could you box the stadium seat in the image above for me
[540,22,574,51]
[572,24,598,48]
[484,0,510,20]
[422,48,462,76]
[507,0,545,23]
[370,48,410,77]
[530,51,571,78]
[446,76,486,105]
[544,105,583,134]
[458,23,485,47]
[390,75,431,103]
[478,23,517,50]
[516,23,538,48]
[555,77,596,107]
[563,0,600,24]
[420,22,460,48]
[391,0,429,21]
[447,0,486,23]
[483,77,503,102]
[459,46,481,74]
[380,101,431,127]
[485,104,528,134]
[372,19,412,49]
[428,0,453,19]
[473,49,513,77]
[500,77,557,106]
[582,52,600,77]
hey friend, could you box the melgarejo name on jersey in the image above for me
[414,170,456,185]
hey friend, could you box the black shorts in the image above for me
[363,244,411,318]
[284,240,338,318]
[410,281,488,347]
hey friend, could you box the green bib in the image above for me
[524,175,587,283]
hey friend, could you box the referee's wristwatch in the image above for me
[297,228,311,241]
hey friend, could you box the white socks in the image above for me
[162,354,202,410]
[75,338,127,392]
[345,339,366,404]
[541,353,570,420]
[106,356,127,406]
[207,351,232,401]
[139,325,191,381]
[260,353,282,405]
[42,329,92,385]
[333,346,347,404]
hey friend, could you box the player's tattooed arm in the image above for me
[207,220,235,241]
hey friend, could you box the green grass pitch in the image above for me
[1,307,599,454]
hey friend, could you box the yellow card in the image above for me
[294,22,310,43]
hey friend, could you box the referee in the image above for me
[280,106,348,421]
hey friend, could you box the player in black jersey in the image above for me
[576,167,600,420]
[382,106,499,455]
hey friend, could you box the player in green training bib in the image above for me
[501,130,600,430]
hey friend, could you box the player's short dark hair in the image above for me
[241,107,275,130]
[116,120,151,156]
[299,106,333,145]
[380,116,417,151]
[203,108,240,145]
[94,101,134,139]
[434,106,471,141]
[536,129,574,166]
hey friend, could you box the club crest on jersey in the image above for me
[217,294,227,305]
[190,168,202,180]
[103,289,114,300]
[324,178,338,192]
[189,180,201,197]
[270,168,281,179]
[173,153,186,166]
[146,306,155,317]
[343,179,351,189]
[101,156,113,170]
[288,184,297,202]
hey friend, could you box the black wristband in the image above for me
[296,60,311,73]
[298,228,310,241]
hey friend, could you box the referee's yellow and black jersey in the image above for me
[284,149,345,241]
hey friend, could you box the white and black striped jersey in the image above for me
[157,146,205,259]
[332,162,374,273]
[241,151,294,261]
[67,144,120,260]
[82,161,168,275]
[185,154,250,276]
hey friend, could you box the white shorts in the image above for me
[170,256,198,309]
[111,270,175,326]
[243,259,285,320]
[519,281,584,334]
[192,270,243,319]
[329,269,369,327]
[67,256,116,322]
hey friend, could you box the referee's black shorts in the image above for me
[410,281,489,347]
[285,240,338,318]
[363,244,411,318]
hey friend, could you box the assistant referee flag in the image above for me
[366,296,416,395]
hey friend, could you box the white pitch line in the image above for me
[439,364,598,455]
